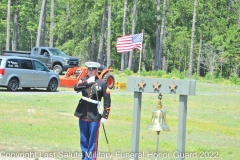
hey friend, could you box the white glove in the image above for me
[87,76,95,84]
[101,118,107,124]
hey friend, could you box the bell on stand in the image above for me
[148,93,169,158]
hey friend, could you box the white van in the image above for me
[0,56,59,92]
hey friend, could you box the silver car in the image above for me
[0,56,59,92]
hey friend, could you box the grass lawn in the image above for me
[0,76,239,160]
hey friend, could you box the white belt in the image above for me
[81,96,99,104]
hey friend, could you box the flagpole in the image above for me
[138,30,144,77]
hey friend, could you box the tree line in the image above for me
[0,0,240,79]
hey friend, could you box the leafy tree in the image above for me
[128,0,138,69]
[6,0,11,51]
[36,0,47,46]
[120,0,128,71]
[159,0,166,70]
[154,0,160,70]
[0,0,239,78]
[189,0,198,78]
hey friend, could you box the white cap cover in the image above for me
[85,61,101,70]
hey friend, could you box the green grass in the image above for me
[0,77,239,160]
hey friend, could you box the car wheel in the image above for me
[22,87,31,91]
[47,78,58,92]
[53,64,63,75]
[7,78,19,91]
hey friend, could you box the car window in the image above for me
[33,60,46,71]
[40,49,48,56]
[0,59,2,66]
[49,48,67,57]
[20,59,33,70]
[6,59,20,68]
[32,48,38,55]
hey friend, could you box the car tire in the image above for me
[53,64,63,75]
[47,78,58,92]
[7,78,19,91]
[103,73,115,89]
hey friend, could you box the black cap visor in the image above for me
[87,67,97,70]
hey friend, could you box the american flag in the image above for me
[116,33,143,53]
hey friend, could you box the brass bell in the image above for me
[148,109,169,131]
[148,94,170,131]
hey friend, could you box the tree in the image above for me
[107,0,112,67]
[197,0,206,77]
[238,13,240,28]
[201,43,223,76]
[49,0,54,47]
[98,0,107,64]
[223,25,240,77]
[120,0,128,71]
[91,29,97,62]
[128,0,138,69]
[36,0,47,46]
[6,0,11,51]
[40,1,46,46]
[154,0,160,70]
[188,0,197,78]
[0,0,239,79]
[12,0,19,51]
[159,0,166,70]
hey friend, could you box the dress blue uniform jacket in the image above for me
[74,76,111,121]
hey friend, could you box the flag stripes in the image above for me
[116,33,143,53]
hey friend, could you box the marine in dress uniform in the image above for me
[74,62,111,160]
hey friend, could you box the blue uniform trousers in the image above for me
[79,119,100,160]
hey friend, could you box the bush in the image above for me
[214,69,221,79]
[229,74,240,85]
[204,72,214,81]
[141,69,148,76]
[149,70,157,77]
[170,69,184,79]
[156,70,166,77]
[112,68,120,75]
[123,68,134,76]
[213,77,224,84]
[113,68,240,86]
[192,73,199,80]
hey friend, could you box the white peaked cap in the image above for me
[85,61,101,69]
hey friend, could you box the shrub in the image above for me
[113,68,240,86]
[123,68,134,76]
[214,68,221,79]
[156,70,166,77]
[192,73,199,80]
[161,74,169,79]
[229,74,240,85]
[222,79,231,85]
[141,70,148,76]
[112,69,120,75]
[204,72,214,81]
[170,69,184,79]
[149,70,157,77]
[213,77,223,84]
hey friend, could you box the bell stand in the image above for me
[127,77,196,160]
